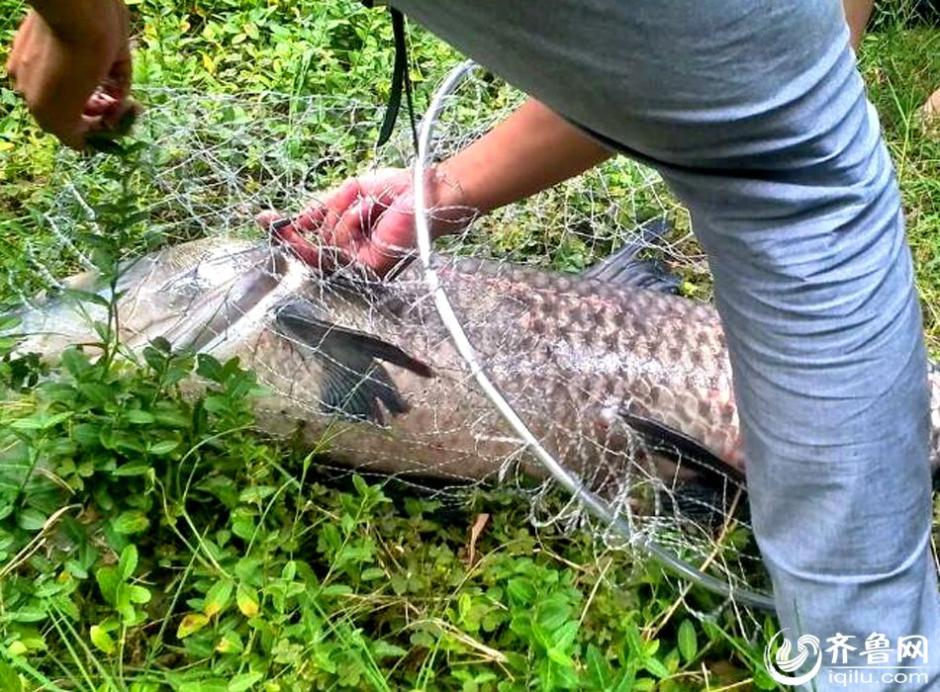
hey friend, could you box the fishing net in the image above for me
[2,68,773,627]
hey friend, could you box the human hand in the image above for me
[258,167,474,277]
[6,1,137,149]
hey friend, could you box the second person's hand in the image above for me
[6,0,137,149]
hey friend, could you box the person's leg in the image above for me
[924,87,940,122]
[669,15,940,687]
[843,0,940,124]
[697,192,940,690]
[844,0,875,49]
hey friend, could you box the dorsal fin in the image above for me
[275,300,432,425]
[583,218,681,294]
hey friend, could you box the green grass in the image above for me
[860,23,940,351]
[1,1,939,690]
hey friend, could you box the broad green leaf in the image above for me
[0,662,23,692]
[6,642,27,656]
[147,439,179,455]
[113,511,149,535]
[7,607,47,623]
[372,640,408,660]
[238,486,276,504]
[203,580,233,618]
[227,672,263,692]
[119,544,139,580]
[196,354,224,382]
[546,646,574,667]
[552,620,579,650]
[128,585,152,604]
[215,630,244,654]
[90,625,116,655]
[539,599,572,632]
[360,567,385,580]
[17,508,47,532]
[125,409,155,424]
[677,619,698,663]
[584,645,613,688]
[506,578,536,606]
[177,613,209,639]
[115,460,152,476]
[10,411,72,431]
[178,679,228,692]
[236,584,259,618]
[96,566,120,604]
[643,656,670,680]
[77,382,113,405]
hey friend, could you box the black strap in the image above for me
[375,7,419,151]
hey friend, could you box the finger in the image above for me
[255,209,285,230]
[336,177,403,240]
[83,90,118,117]
[357,241,403,278]
[32,66,107,151]
[293,202,329,233]
[83,89,142,134]
[273,221,358,275]
[102,50,132,103]
[328,197,374,255]
[271,222,324,268]
[312,178,365,235]
[376,211,418,262]
[289,181,358,234]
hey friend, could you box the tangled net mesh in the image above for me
[4,71,772,627]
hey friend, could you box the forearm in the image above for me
[437,99,612,216]
[28,0,110,42]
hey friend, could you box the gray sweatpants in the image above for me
[394,1,940,688]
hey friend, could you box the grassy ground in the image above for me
[860,20,940,351]
[0,1,939,691]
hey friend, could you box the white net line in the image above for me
[5,76,770,625]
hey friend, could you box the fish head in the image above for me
[7,236,434,447]
[8,237,287,357]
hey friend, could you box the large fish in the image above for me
[11,232,940,511]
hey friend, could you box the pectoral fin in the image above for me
[622,411,739,482]
[275,300,432,425]
[622,411,746,526]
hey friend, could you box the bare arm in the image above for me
[437,99,613,215]
[27,0,113,41]
[265,99,615,274]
